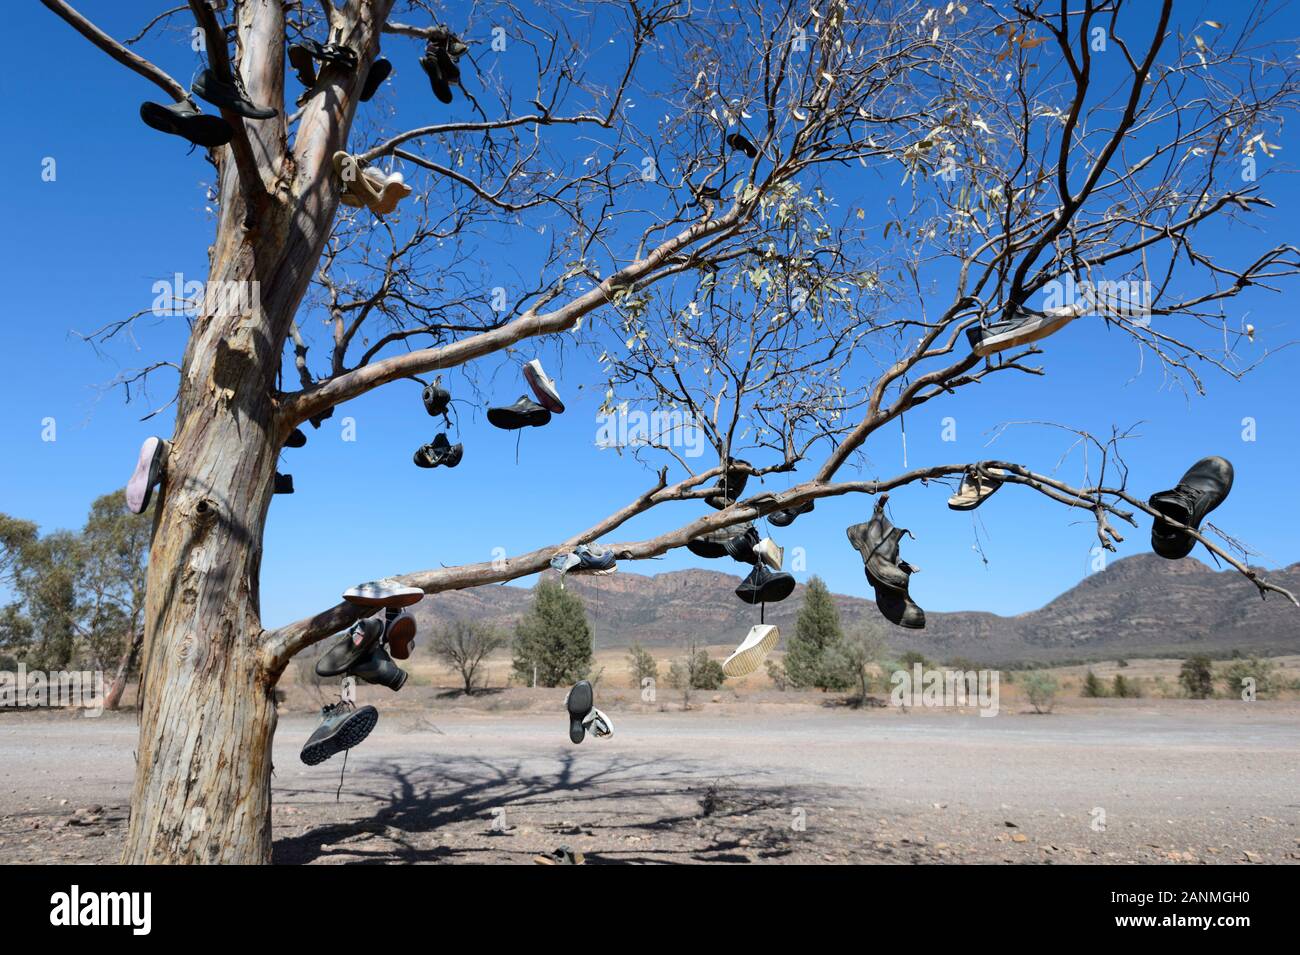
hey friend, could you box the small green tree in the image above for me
[824,625,887,704]
[765,657,789,691]
[626,642,658,690]
[1111,674,1140,698]
[1021,672,1058,714]
[511,580,592,687]
[1218,656,1278,700]
[1179,656,1215,699]
[784,576,849,690]
[1081,670,1108,698]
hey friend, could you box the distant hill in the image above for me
[409,554,1300,664]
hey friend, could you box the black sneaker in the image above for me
[286,44,318,89]
[566,680,594,744]
[721,526,761,565]
[274,472,295,494]
[349,643,408,691]
[139,99,233,148]
[1149,456,1234,560]
[735,564,796,604]
[413,432,463,468]
[192,68,277,119]
[726,132,758,158]
[705,459,750,509]
[686,522,755,559]
[419,27,467,104]
[284,427,307,449]
[315,617,386,677]
[487,395,551,430]
[360,57,391,101]
[422,378,451,417]
[768,500,813,527]
[300,700,378,766]
[126,436,168,514]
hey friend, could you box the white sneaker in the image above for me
[722,624,779,678]
[523,358,565,413]
[582,706,614,738]
[752,536,783,570]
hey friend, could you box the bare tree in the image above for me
[431,620,506,695]
[42,0,1299,863]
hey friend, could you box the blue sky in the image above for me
[1,2,1298,630]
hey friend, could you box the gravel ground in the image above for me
[2,697,1298,864]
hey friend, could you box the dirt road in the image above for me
[2,697,1297,864]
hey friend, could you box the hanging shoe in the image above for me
[686,521,755,560]
[192,68,277,119]
[1149,456,1234,560]
[349,642,408,691]
[139,99,233,148]
[284,427,307,449]
[314,617,386,677]
[300,700,378,766]
[360,57,392,101]
[413,432,463,468]
[947,466,1006,511]
[487,395,550,430]
[552,544,616,576]
[333,151,387,215]
[722,526,762,565]
[286,44,318,89]
[752,537,784,571]
[422,378,451,417]
[582,706,614,739]
[726,132,758,158]
[309,406,334,429]
[768,500,813,527]
[343,578,425,608]
[705,459,751,509]
[846,506,913,594]
[126,436,168,514]
[523,358,565,413]
[274,472,295,494]
[735,564,795,605]
[384,609,417,660]
[419,26,467,104]
[371,172,412,215]
[967,303,1082,357]
[566,680,594,743]
[873,583,926,630]
[722,623,779,677]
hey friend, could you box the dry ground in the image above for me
[2,675,1298,864]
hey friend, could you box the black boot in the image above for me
[566,680,593,744]
[422,378,451,417]
[705,459,750,509]
[1149,456,1234,560]
[192,67,277,119]
[274,472,295,494]
[315,617,385,677]
[768,499,814,527]
[360,58,392,101]
[734,564,795,604]
[350,643,408,691]
[300,700,378,766]
[139,99,233,148]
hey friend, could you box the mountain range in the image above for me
[409,553,1300,665]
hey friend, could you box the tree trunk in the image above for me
[121,189,303,862]
[103,629,143,711]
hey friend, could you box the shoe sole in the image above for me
[360,58,391,101]
[972,312,1077,357]
[487,409,551,429]
[139,103,233,148]
[386,614,416,660]
[343,583,425,608]
[722,625,779,677]
[300,706,379,766]
[567,682,593,744]
[126,437,164,514]
[523,363,566,414]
